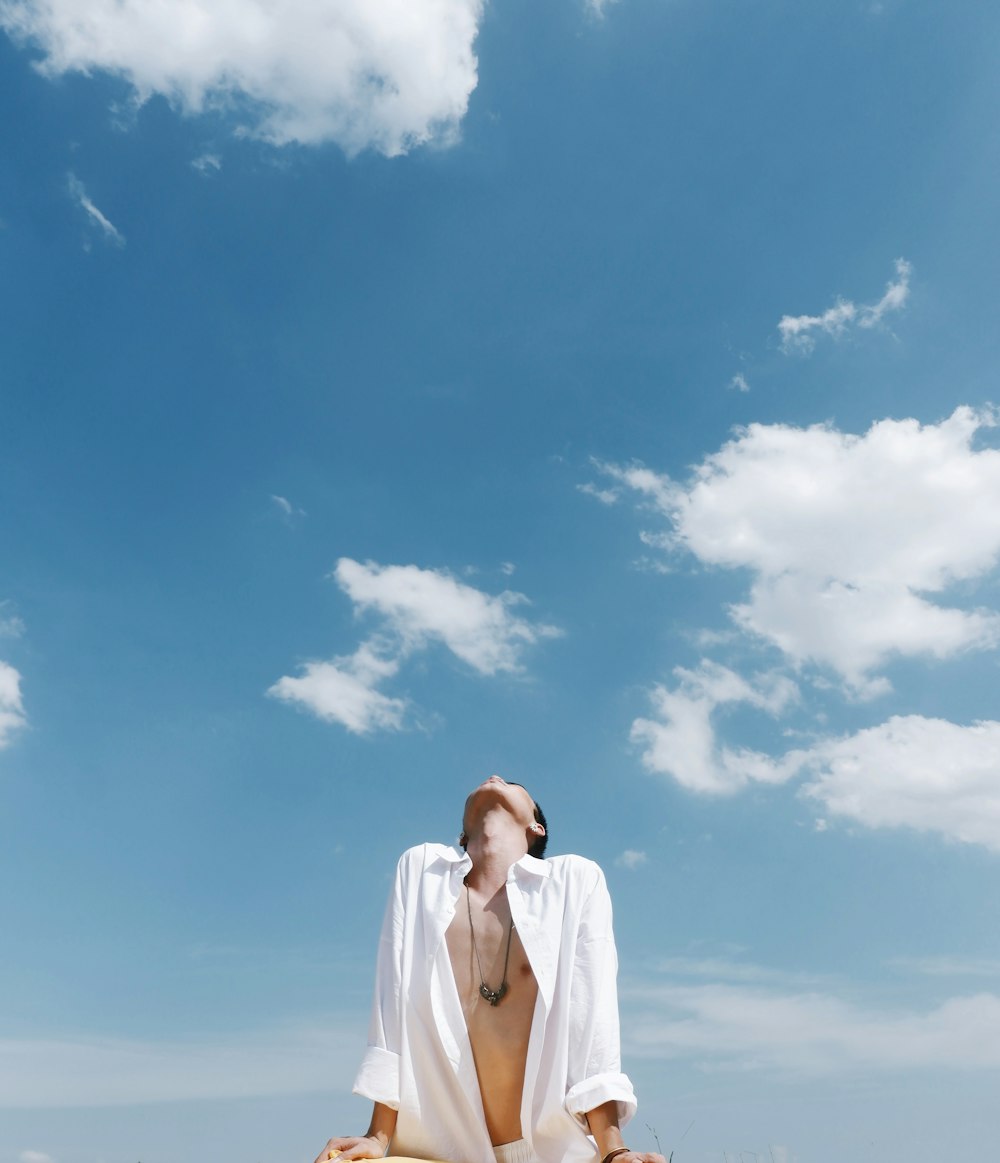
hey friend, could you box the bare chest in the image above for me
[445,896,538,1035]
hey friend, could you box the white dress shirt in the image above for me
[353,844,637,1163]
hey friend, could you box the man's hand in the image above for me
[312,1134,387,1162]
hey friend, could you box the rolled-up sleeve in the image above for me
[352,856,406,1110]
[564,864,637,1128]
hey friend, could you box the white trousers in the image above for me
[493,1139,537,1163]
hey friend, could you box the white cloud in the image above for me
[334,558,560,675]
[0,601,25,638]
[597,406,1000,694]
[0,1022,356,1108]
[615,848,648,869]
[270,559,559,734]
[270,493,305,522]
[67,173,124,246]
[728,372,750,392]
[798,715,1000,852]
[890,955,1000,978]
[268,642,406,735]
[19,1152,55,1163]
[655,955,829,988]
[577,481,621,506]
[0,660,27,748]
[191,152,221,174]
[2,0,485,154]
[631,661,798,794]
[624,980,1000,1073]
[634,676,1000,850]
[778,258,911,353]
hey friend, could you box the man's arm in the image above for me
[585,1100,665,1163]
[563,862,637,1127]
[312,1102,398,1163]
[314,853,409,1163]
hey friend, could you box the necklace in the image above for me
[465,884,514,1006]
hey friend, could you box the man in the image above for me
[314,775,664,1163]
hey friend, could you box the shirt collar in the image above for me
[438,846,551,878]
[514,852,552,878]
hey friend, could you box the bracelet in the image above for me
[602,1150,631,1163]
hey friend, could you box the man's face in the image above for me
[463,774,538,834]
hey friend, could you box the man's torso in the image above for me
[445,883,539,1147]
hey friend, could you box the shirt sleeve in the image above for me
[563,862,637,1129]
[352,853,406,1110]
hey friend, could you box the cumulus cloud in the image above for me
[798,715,1000,852]
[631,661,798,794]
[1,0,484,153]
[636,693,1000,851]
[589,405,1000,852]
[778,258,912,353]
[270,559,559,734]
[595,406,1000,694]
[0,660,27,748]
[624,979,1000,1073]
[268,642,406,736]
[334,558,559,674]
[0,1022,355,1108]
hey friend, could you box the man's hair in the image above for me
[528,800,548,859]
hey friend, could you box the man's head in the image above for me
[460,775,548,859]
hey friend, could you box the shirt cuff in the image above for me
[352,1045,400,1109]
[564,1071,638,1130]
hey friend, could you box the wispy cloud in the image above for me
[0,1022,357,1109]
[0,601,25,638]
[624,979,1000,1073]
[728,372,750,393]
[653,955,830,988]
[890,955,1000,979]
[778,258,911,353]
[270,559,560,734]
[270,493,306,523]
[0,660,27,748]
[67,173,124,247]
[191,152,221,174]
[615,849,648,869]
[19,1152,55,1163]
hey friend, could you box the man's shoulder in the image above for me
[543,852,607,887]
[396,842,463,873]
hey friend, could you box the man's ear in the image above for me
[530,823,545,835]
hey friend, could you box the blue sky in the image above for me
[2,1,1000,1161]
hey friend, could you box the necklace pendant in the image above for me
[480,981,508,1006]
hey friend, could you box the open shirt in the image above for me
[353,844,637,1163]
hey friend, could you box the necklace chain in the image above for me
[465,883,514,1006]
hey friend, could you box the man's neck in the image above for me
[463,809,529,897]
